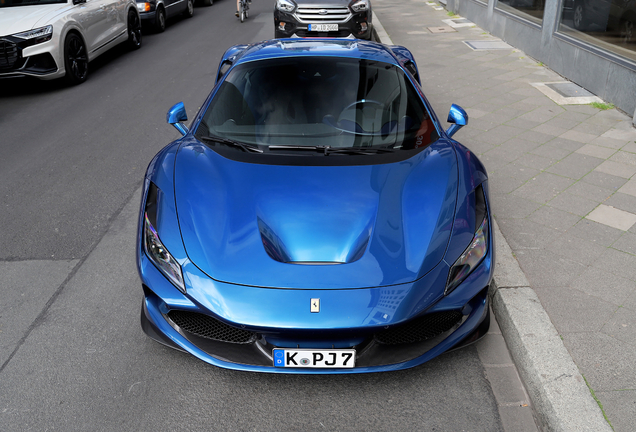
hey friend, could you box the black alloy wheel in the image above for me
[184,0,194,18]
[573,1,587,30]
[155,7,166,33]
[64,33,88,85]
[127,10,143,49]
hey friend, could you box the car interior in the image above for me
[198,57,438,149]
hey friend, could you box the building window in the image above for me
[559,0,636,63]
[496,0,546,24]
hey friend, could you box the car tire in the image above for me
[155,7,166,33]
[573,1,587,30]
[127,10,143,50]
[200,0,213,6]
[619,16,635,44]
[184,0,194,18]
[63,33,88,85]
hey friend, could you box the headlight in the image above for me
[137,2,151,12]
[445,185,489,295]
[12,25,53,45]
[276,0,296,13]
[350,0,368,12]
[144,182,185,293]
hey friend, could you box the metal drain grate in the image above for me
[530,81,603,105]
[546,82,595,98]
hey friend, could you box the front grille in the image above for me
[168,310,256,344]
[0,39,19,71]
[374,311,463,345]
[295,6,351,23]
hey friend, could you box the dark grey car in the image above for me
[273,0,373,39]
[137,0,195,33]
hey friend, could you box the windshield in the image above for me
[0,0,67,6]
[196,57,438,152]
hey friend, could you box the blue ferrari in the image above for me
[137,38,494,373]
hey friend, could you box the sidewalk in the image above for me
[372,2,636,431]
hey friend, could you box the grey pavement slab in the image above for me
[570,266,636,305]
[605,191,636,214]
[595,390,636,432]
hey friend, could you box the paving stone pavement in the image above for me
[373,1,636,431]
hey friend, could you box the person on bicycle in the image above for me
[235,0,250,17]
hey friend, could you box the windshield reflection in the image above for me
[196,57,438,152]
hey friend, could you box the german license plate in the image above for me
[273,348,355,368]
[308,24,338,32]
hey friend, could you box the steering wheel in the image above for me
[338,99,385,121]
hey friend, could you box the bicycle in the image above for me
[237,0,249,22]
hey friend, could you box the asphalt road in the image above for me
[0,3,505,430]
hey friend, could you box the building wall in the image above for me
[446,0,636,125]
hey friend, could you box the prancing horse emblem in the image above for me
[311,298,320,313]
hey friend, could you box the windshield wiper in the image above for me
[323,147,396,155]
[268,145,395,156]
[200,135,263,153]
[268,145,329,151]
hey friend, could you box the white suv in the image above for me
[0,0,142,84]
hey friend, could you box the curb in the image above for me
[372,12,394,45]
[371,12,613,432]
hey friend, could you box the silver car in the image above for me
[0,0,142,84]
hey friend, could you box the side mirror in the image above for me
[167,102,189,136]
[446,104,468,138]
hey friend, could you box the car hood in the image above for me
[0,4,69,36]
[174,141,458,289]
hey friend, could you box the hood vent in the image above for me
[258,216,370,264]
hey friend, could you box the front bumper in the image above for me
[0,36,59,79]
[138,239,494,373]
[139,9,158,25]
[274,9,373,40]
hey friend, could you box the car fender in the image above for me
[443,141,489,267]
[138,140,189,277]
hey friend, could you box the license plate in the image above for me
[308,24,338,32]
[273,348,355,368]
